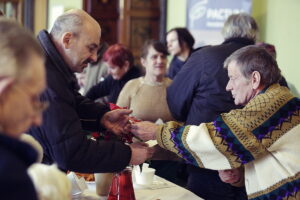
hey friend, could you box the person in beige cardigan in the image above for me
[117,40,174,122]
[117,40,184,184]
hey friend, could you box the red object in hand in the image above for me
[108,103,141,143]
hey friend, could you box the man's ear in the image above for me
[62,32,73,49]
[251,71,261,90]
[0,77,14,95]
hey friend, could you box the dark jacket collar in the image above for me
[120,66,141,82]
[37,30,79,90]
[223,37,255,46]
[0,134,37,167]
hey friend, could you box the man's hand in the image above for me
[129,142,154,165]
[100,109,132,135]
[130,121,159,141]
[218,168,243,184]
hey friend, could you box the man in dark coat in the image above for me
[166,13,258,200]
[0,19,46,200]
[29,9,151,173]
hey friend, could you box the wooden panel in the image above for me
[119,0,162,64]
[84,0,118,17]
[128,0,159,10]
[96,19,118,45]
[83,0,166,64]
[130,17,159,49]
[83,0,119,44]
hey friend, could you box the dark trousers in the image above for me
[187,165,247,200]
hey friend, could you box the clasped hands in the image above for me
[100,109,158,165]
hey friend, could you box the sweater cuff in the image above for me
[156,124,165,148]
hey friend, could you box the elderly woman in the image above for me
[166,27,195,79]
[0,19,47,199]
[117,40,182,184]
[85,44,141,103]
[131,46,300,200]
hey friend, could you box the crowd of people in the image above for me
[1,8,299,200]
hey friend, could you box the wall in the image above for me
[167,0,186,31]
[167,0,300,97]
[252,0,300,97]
[33,0,82,34]
[34,0,47,35]
[48,0,82,29]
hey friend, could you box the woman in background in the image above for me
[117,40,183,185]
[166,27,195,79]
[117,40,173,122]
[85,44,141,103]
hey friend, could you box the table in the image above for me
[80,175,203,200]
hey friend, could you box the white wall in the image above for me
[167,0,300,97]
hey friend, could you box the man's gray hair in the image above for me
[224,45,281,87]
[0,18,43,80]
[50,12,84,38]
[222,13,258,41]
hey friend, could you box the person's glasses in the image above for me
[14,85,49,114]
[31,94,49,113]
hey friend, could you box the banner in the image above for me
[187,0,252,47]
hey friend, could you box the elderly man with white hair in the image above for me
[131,46,300,200]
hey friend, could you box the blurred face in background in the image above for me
[141,46,167,78]
[166,30,181,56]
[107,60,129,80]
[0,52,46,138]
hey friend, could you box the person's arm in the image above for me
[131,107,271,170]
[75,91,110,132]
[85,75,113,101]
[33,91,149,173]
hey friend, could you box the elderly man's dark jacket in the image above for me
[0,134,38,200]
[29,30,131,173]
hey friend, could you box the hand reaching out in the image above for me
[130,121,159,141]
[100,109,132,136]
[129,142,154,165]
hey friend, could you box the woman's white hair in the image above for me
[28,164,72,200]
[221,13,258,41]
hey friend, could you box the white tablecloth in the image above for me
[80,175,203,200]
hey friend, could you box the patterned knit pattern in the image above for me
[156,84,300,200]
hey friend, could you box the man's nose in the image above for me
[167,43,171,48]
[157,56,163,63]
[90,51,98,63]
[226,82,231,91]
